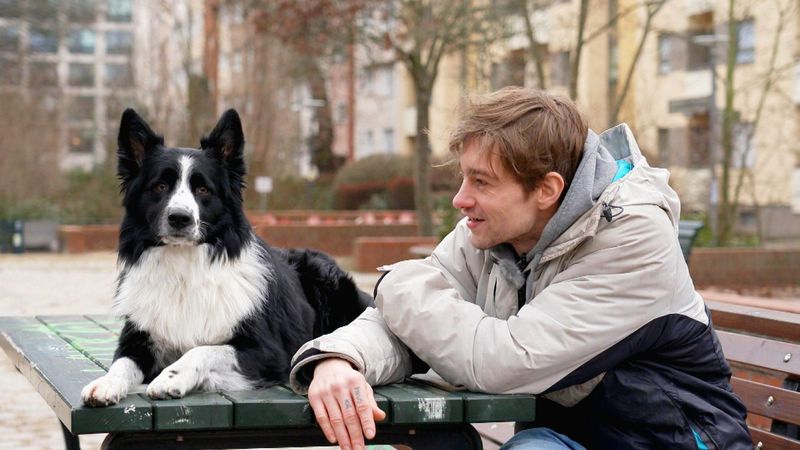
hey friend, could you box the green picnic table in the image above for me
[0,315,537,449]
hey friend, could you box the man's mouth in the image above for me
[466,216,485,229]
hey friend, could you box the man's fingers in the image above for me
[322,394,352,449]
[352,385,378,439]
[339,390,366,450]
[308,395,336,444]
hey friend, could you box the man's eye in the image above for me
[154,183,168,193]
[196,186,209,195]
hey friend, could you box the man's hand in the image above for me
[307,358,386,450]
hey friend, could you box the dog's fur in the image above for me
[81,109,371,406]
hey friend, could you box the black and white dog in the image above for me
[82,109,371,406]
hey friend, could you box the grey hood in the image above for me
[492,126,623,289]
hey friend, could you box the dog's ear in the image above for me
[117,108,163,183]
[201,109,246,179]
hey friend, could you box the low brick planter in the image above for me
[354,236,439,272]
[690,248,800,289]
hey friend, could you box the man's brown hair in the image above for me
[449,87,588,193]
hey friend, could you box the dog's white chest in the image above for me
[114,244,270,353]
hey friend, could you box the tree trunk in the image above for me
[305,59,336,174]
[718,0,738,246]
[569,0,589,100]
[414,76,434,236]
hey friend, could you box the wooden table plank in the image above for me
[38,315,119,370]
[224,385,315,428]
[150,392,233,431]
[374,383,463,424]
[403,380,536,423]
[85,314,125,335]
[0,316,153,434]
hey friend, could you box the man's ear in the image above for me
[117,108,163,185]
[201,109,245,175]
[536,172,566,210]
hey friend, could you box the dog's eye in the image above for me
[154,183,168,193]
[196,186,209,196]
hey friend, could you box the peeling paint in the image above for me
[123,405,136,414]
[416,398,446,420]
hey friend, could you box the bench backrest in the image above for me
[677,220,703,263]
[713,304,800,450]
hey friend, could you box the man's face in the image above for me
[452,142,548,255]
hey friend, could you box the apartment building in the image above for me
[0,0,136,170]
[482,0,800,240]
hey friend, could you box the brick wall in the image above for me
[58,223,420,256]
[690,248,800,288]
[353,237,440,272]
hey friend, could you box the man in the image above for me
[289,88,750,449]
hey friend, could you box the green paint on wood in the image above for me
[224,385,315,428]
[0,316,152,434]
[374,383,462,424]
[149,392,233,431]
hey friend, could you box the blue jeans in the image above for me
[500,427,586,450]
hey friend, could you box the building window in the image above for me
[29,25,59,53]
[658,34,673,74]
[106,0,132,22]
[0,55,20,85]
[67,0,95,23]
[69,28,96,54]
[28,0,58,22]
[736,19,755,64]
[336,102,347,125]
[68,127,95,153]
[657,128,671,166]
[106,95,135,121]
[491,50,525,90]
[0,26,19,52]
[105,63,132,87]
[68,95,95,121]
[0,0,22,18]
[68,63,95,86]
[29,61,59,87]
[688,125,710,168]
[383,128,395,153]
[105,30,131,55]
[687,31,712,71]
[550,51,571,86]
[732,122,755,168]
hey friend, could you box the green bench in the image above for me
[0,315,536,449]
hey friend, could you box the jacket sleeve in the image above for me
[288,222,487,395]
[289,307,415,394]
[375,206,697,395]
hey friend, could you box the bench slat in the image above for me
[709,301,800,342]
[38,315,119,370]
[375,383,464,424]
[731,377,800,425]
[0,316,153,434]
[85,314,125,335]
[150,392,234,431]
[717,330,800,375]
[750,427,800,450]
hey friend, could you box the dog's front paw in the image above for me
[82,375,129,407]
[146,368,196,400]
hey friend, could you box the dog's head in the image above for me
[117,109,249,258]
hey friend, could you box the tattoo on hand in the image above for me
[344,399,352,409]
[354,387,363,402]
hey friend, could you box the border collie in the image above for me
[81,109,371,406]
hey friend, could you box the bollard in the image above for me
[11,219,24,254]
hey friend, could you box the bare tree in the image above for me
[362,0,505,236]
[717,0,798,245]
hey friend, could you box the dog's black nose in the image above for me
[168,211,194,230]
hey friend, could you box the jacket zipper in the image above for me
[517,253,529,311]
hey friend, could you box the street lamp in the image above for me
[691,33,728,245]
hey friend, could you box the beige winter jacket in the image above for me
[289,124,707,408]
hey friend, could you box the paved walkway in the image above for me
[1,252,797,449]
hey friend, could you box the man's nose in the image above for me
[452,183,473,210]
